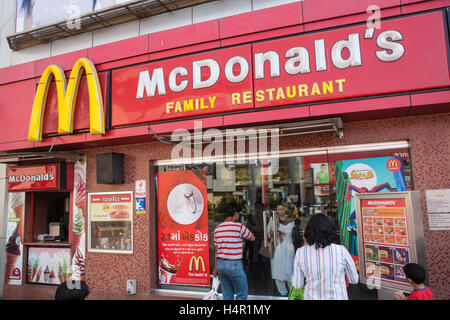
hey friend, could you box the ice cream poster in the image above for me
[71,154,86,281]
[4,192,25,285]
[335,156,406,269]
[27,247,71,285]
[157,170,210,286]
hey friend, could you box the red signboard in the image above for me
[157,170,210,286]
[111,45,254,127]
[111,12,449,127]
[252,12,449,109]
[8,164,59,192]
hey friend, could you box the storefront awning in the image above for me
[0,151,81,164]
[8,0,218,51]
[154,117,344,144]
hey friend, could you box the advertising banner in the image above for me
[71,155,87,281]
[360,198,412,287]
[335,156,406,269]
[157,170,210,286]
[88,191,133,253]
[4,192,25,285]
[27,247,71,285]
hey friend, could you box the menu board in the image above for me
[157,170,210,287]
[360,198,412,287]
[88,192,133,253]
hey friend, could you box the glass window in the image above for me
[156,145,412,298]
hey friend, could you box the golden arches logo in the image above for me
[189,256,206,272]
[27,58,105,141]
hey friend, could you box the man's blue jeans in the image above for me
[217,259,248,300]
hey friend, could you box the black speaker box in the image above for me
[96,152,124,184]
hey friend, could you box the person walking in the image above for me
[212,203,255,300]
[291,213,359,300]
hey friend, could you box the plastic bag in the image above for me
[203,276,221,300]
[288,285,304,300]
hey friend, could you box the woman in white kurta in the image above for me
[267,205,295,296]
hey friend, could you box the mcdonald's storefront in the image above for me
[1,3,450,300]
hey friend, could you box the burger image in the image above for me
[380,265,391,276]
[379,249,389,259]
[366,248,374,258]
[366,262,377,275]
[109,204,130,220]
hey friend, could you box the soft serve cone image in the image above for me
[4,226,21,284]
[35,266,43,283]
[72,207,85,246]
[39,252,51,283]
[30,257,39,282]
[72,234,86,280]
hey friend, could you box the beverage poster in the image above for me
[27,247,71,285]
[360,198,412,287]
[4,192,25,285]
[335,156,406,269]
[157,170,210,286]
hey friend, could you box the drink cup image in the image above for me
[158,255,181,284]
[167,184,204,225]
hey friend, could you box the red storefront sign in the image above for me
[8,164,59,191]
[112,45,254,127]
[156,170,210,286]
[111,12,449,126]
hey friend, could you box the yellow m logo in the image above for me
[189,256,206,272]
[27,58,105,141]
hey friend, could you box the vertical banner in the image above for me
[71,154,87,281]
[335,156,406,269]
[4,192,25,285]
[157,170,210,286]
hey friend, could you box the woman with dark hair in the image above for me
[291,213,359,300]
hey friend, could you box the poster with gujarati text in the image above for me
[157,170,210,286]
[360,198,412,287]
[335,156,406,270]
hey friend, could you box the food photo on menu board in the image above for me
[88,192,133,252]
[157,170,210,287]
[27,247,71,285]
[361,198,411,285]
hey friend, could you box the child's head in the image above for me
[403,263,426,285]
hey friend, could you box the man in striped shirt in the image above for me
[212,203,255,300]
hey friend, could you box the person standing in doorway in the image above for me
[268,204,296,296]
[213,203,255,300]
